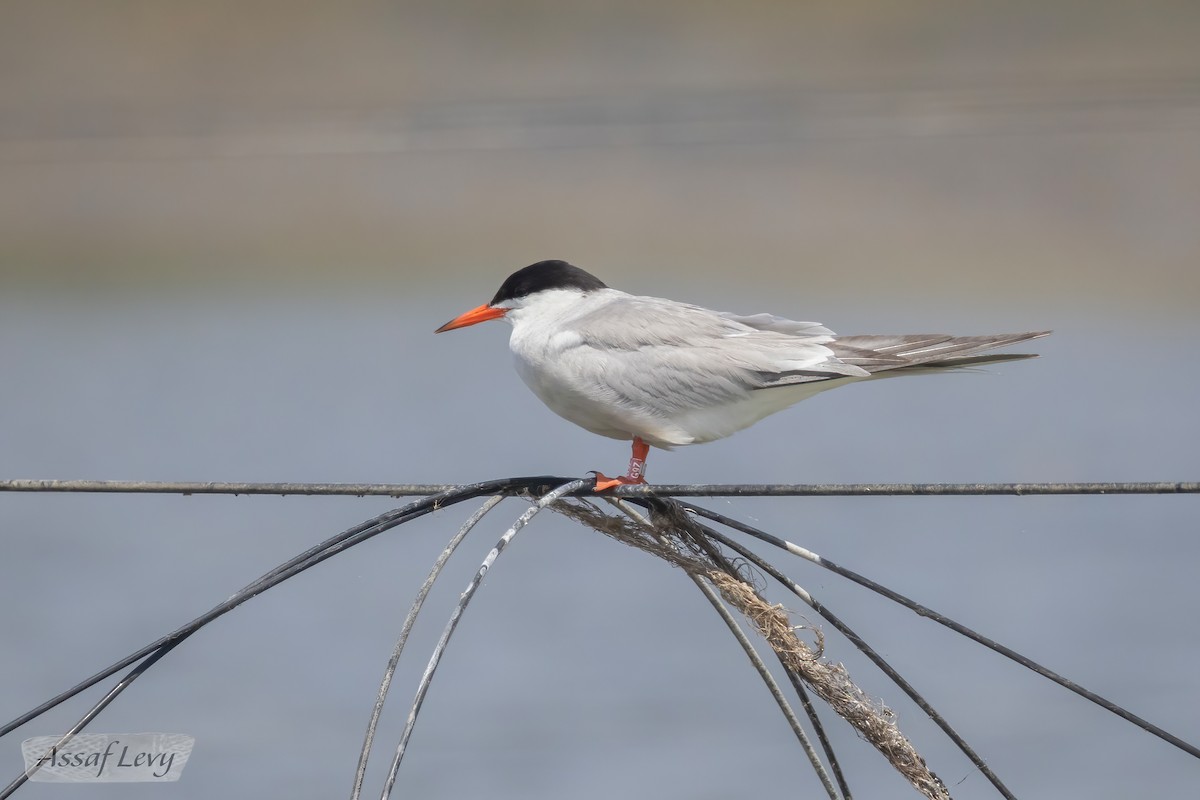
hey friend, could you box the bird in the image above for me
[436,260,1048,491]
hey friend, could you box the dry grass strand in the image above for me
[555,499,949,800]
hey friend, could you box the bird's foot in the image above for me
[592,438,650,492]
[590,472,647,492]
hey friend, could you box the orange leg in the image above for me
[593,437,650,492]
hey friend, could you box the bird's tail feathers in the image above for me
[830,331,1050,375]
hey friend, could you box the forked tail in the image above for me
[829,331,1051,374]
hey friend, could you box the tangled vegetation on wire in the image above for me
[1,476,1198,799]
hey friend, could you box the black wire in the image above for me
[1,479,1197,496]
[642,500,854,800]
[5,473,1197,798]
[630,499,1004,799]
[781,668,854,800]
[0,476,570,740]
[0,642,178,799]
[684,501,1200,761]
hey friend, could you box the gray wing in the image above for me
[555,294,868,411]
[557,293,1047,409]
[717,311,834,337]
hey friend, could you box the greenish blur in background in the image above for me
[3,1,1197,311]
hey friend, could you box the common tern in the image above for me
[436,260,1048,490]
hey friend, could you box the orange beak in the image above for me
[435,303,508,333]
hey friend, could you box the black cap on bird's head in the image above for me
[489,260,607,305]
[435,260,607,332]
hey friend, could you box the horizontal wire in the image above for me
[0,478,1198,497]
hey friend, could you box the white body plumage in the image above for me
[502,287,860,448]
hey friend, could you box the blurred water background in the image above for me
[2,3,1198,798]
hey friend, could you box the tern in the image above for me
[436,260,1048,491]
